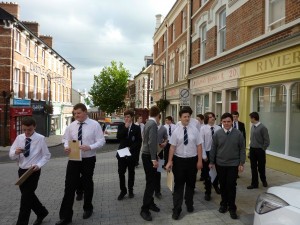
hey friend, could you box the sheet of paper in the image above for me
[15,167,34,185]
[68,140,82,161]
[117,147,131,157]
[209,167,217,183]
[167,170,174,192]
[157,159,165,173]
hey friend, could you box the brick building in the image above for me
[0,3,74,145]
[151,0,300,175]
[152,0,190,123]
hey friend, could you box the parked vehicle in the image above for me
[254,181,300,225]
[104,123,122,141]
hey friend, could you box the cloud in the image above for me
[15,0,176,90]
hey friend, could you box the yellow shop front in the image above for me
[239,45,300,176]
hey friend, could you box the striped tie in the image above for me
[183,127,188,145]
[78,122,83,142]
[24,138,31,157]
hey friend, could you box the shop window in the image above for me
[196,94,209,115]
[230,90,238,101]
[290,82,300,158]
[216,92,222,102]
[253,85,286,154]
[266,0,285,32]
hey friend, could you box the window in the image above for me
[42,50,45,65]
[155,69,159,90]
[62,85,65,102]
[201,0,208,6]
[196,95,209,114]
[13,69,20,98]
[25,38,30,57]
[53,82,56,101]
[218,9,226,53]
[15,30,21,52]
[290,82,300,158]
[163,33,167,50]
[172,24,175,42]
[182,11,186,32]
[41,78,45,100]
[33,76,38,99]
[25,72,29,98]
[48,54,52,69]
[200,24,207,62]
[150,79,153,90]
[179,51,186,80]
[34,44,38,62]
[57,84,60,102]
[266,0,285,31]
[169,59,175,84]
[253,85,286,154]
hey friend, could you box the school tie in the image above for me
[24,138,31,157]
[169,125,172,136]
[227,130,230,135]
[183,127,188,145]
[78,122,84,142]
[233,121,237,129]
[211,126,214,136]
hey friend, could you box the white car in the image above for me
[254,181,300,225]
[104,123,119,140]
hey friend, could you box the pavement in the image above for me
[0,136,299,225]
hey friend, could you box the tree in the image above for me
[89,61,130,114]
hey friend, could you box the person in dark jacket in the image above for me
[116,110,142,200]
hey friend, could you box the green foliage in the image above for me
[89,61,130,114]
[156,98,170,112]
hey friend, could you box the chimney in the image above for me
[39,35,53,48]
[155,14,162,31]
[0,2,19,19]
[22,21,39,37]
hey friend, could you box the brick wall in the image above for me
[0,2,19,19]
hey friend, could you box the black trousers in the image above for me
[141,154,156,212]
[172,155,198,213]
[117,156,135,192]
[135,146,141,166]
[59,156,96,220]
[216,165,238,211]
[250,147,266,186]
[163,143,171,166]
[17,169,48,225]
[76,175,83,195]
[202,151,219,195]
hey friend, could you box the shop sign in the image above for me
[13,98,31,106]
[31,101,45,113]
[10,107,33,117]
[191,66,240,89]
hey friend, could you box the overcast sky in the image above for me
[15,0,176,91]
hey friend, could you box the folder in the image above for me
[15,167,34,186]
[68,140,82,161]
[167,170,174,192]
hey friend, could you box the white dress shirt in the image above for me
[135,122,145,137]
[9,132,51,169]
[200,124,221,160]
[63,117,106,158]
[164,123,176,140]
[169,123,202,158]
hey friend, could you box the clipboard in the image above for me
[167,170,174,192]
[68,140,82,161]
[15,167,34,186]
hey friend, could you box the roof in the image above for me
[0,6,75,70]
[0,7,15,20]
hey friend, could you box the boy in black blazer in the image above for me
[116,110,142,200]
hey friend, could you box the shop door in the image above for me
[231,102,238,113]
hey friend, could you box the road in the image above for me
[0,141,119,163]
